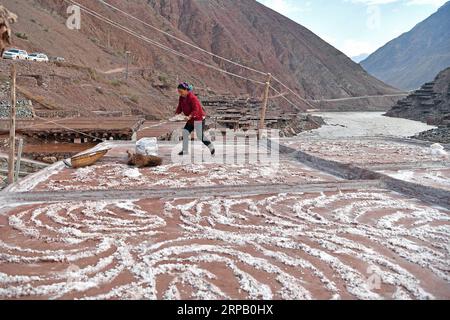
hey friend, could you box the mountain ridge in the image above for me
[361,1,450,91]
[1,0,399,116]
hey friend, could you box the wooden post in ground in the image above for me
[8,64,16,185]
[258,73,272,139]
[107,28,111,48]
[14,138,23,182]
[125,51,131,81]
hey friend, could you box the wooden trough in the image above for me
[64,148,111,169]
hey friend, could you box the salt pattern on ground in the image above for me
[35,161,336,191]
[0,190,449,300]
[285,138,448,165]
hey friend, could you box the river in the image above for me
[299,112,436,139]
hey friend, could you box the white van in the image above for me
[2,48,28,60]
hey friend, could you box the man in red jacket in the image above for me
[176,82,215,156]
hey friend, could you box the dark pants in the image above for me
[183,119,213,153]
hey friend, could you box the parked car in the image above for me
[50,56,65,62]
[27,53,49,62]
[2,48,28,60]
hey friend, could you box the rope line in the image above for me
[96,0,268,76]
[271,75,315,109]
[309,93,409,102]
[269,85,305,112]
[33,114,106,142]
[63,0,409,115]
[65,0,266,86]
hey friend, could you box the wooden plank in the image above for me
[14,138,23,182]
[8,65,16,185]
[258,73,272,139]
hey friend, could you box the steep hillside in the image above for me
[386,67,450,125]
[361,2,450,91]
[385,67,450,143]
[1,0,399,116]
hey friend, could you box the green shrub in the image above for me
[110,79,122,87]
[129,95,139,104]
[15,32,28,40]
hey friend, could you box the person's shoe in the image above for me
[208,145,216,155]
[178,151,188,156]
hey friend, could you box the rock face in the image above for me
[0,100,33,119]
[1,0,398,115]
[386,67,450,125]
[0,80,33,118]
[385,67,450,143]
[413,127,450,144]
[145,0,397,103]
[361,1,450,91]
[0,5,17,56]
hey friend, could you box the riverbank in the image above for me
[413,127,450,144]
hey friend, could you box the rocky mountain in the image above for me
[0,5,17,56]
[385,67,450,143]
[0,0,399,117]
[361,1,450,91]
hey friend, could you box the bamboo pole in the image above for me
[15,138,23,182]
[125,51,131,81]
[8,64,16,185]
[258,73,272,139]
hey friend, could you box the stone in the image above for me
[42,157,58,164]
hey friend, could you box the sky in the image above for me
[256,0,448,60]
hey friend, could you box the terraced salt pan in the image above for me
[284,138,448,165]
[379,168,450,191]
[33,160,338,192]
[0,189,449,300]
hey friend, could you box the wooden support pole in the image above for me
[8,64,16,185]
[107,28,111,48]
[125,51,131,81]
[258,73,272,139]
[15,138,23,182]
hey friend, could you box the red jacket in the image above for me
[176,92,206,124]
